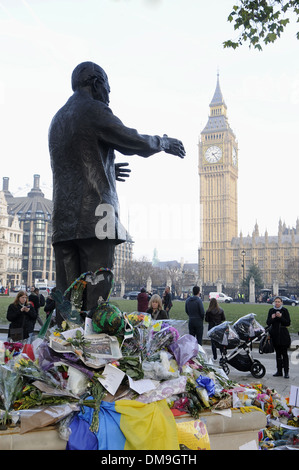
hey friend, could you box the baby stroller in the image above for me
[207,315,266,379]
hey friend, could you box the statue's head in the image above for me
[71,61,110,104]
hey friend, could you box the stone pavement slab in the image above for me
[202,342,299,399]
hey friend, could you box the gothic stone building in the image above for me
[3,175,133,288]
[198,75,299,290]
[0,189,23,289]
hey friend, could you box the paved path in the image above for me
[202,326,299,399]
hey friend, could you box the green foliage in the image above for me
[242,264,264,291]
[224,0,299,50]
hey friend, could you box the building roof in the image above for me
[231,233,299,247]
[209,72,226,107]
[201,73,234,135]
[4,175,52,220]
[157,260,198,272]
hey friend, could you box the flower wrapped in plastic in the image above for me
[121,327,147,358]
[169,334,199,368]
[127,312,151,328]
[14,356,61,388]
[145,321,180,360]
[37,341,95,380]
[0,361,23,426]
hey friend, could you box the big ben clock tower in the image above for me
[198,73,238,285]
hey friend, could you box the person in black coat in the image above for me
[44,288,56,317]
[147,294,168,320]
[185,286,205,345]
[7,291,37,341]
[266,296,291,378]
[205,298,226,360]
[162,286,173,317]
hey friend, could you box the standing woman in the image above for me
[266,296,291,378]
[7,291,37,341]
[205,298,226,360]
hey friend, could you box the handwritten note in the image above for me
[98,363,125,395]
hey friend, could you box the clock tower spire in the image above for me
[198,74,238,285]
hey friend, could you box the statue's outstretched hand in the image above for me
[115,162,131,182]
[161,134,185,159]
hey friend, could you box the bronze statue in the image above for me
[49,61,185,322]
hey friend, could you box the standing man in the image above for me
[185,285,205,345]
[162,286,173,318]
[48,61,185,324]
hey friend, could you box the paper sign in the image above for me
[239,440,258,450]
[127,376,156,394]
[289,385,299,407]
[98,363,125,395]
[61,327,84,341]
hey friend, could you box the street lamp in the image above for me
[241,250,246,281]
[201,257,205,286]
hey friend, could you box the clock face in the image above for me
[205,146,222,163]
[232,147,237,166]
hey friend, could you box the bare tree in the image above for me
[286,257,299,290]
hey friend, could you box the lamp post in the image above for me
[241,250,246,281]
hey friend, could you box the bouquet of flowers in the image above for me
[127,312,151,328]
[14,356,61,388]
[121,313,151,358]
[146,322,179,360]
[13,383,78,411]
[121,327,147,358]
[70,279,87,312]
[0,362,23,427]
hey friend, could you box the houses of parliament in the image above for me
[198,74,299,290]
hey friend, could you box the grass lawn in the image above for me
[1,296,298,334]
[109,299,299,334]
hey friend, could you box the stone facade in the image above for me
[198,74,238,285]
[0,190,23,288]
[3,175,133,287]
[198,76,299,289]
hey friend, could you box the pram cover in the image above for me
[207,321,240,349]
[233,313,265,341]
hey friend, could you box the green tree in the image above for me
[224,0,299,50]
[242,264,264,291]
